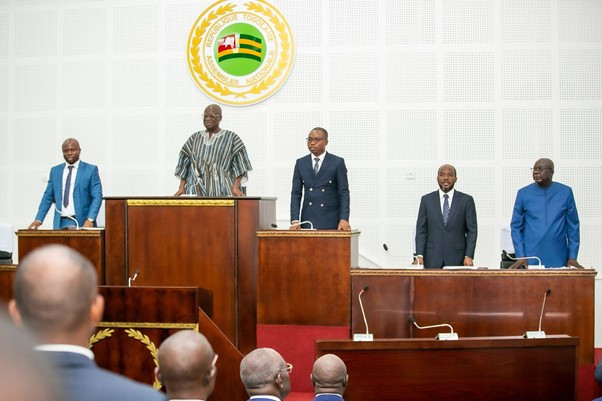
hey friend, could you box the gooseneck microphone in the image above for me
[408,315,458,340]
[353,286,373,341]
[383,243,423,267]
[54,206,79,230]
[503,250,543,269]
[524,289,551,339]
[128,269,140,287]
[290,220,315,230]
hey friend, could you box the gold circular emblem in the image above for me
[187,0,295,106]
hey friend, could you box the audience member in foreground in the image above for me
[240,347,291,401]
[311,354,348,401]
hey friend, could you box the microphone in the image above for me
[503,250,543,269]
[290,220,315,230]
[408,315,458,340]
[524,289,551,339]
[54,206,79,230]
[353,286,373,341]
[128,269,140,287]
[383,244,423,268]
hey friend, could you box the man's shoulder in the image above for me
[422,190,439,200]
[454,190,474,201]
[325,152,344,162]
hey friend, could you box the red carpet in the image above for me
[256,324,349,393]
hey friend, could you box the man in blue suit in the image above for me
[311,354,348,401]
[415,164,478,268]
[8,244,166,401]
[290,127,350,230]
[28,138,103,229]
[240,348,291,401]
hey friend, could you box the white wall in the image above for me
[0,0,601,338]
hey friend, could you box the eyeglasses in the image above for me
[530,167,551,172]
[281,363,293,373]
[203,114,221,119]
[306,137,325,143]
[211,354,219,368]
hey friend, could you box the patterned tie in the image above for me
[63,165,74,208]
[314,157,320,175]
[443,193,450,225]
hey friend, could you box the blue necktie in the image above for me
[313,157,320,175]
[63,165,74,208]
[443,194,449,225]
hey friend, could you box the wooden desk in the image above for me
[16,229,105,282]
[104,196,276,353]
[0,265,16,306]
[351,269,595,365]
[317,335,578,401]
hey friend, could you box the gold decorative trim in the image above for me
[89,328,114,348]
[0,265,17,271]
[126,329,162,390]
[351,268,597,277]
[257,230,361,238]
[16,230,102,237]
[98,322,199,330]
[127,199,234,207]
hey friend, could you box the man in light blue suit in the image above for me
[8,244,166,401]
[290,127,351,230]
[28,138,103,229]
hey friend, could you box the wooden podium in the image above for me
[16,229,105,281]
[317,335,578,401]
[95,286,246,401]
[103,196,276,353]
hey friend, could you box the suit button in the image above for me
[309,188,313,191]
[329,180,332,183]
[321,189,325,192]
[320,204,324,207]
[309,202,312,206]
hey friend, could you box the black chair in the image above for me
[0,250,12,265]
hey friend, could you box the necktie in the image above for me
[63,165,74,208]
[443,194,450,225]
[314,157,320,175]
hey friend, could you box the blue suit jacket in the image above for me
[313,394,345,401]
[35,161,103,229]
[41,351,166,401]
[290,152,350,230]
[415,190,478,268]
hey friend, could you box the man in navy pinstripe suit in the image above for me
[290,127,351,230]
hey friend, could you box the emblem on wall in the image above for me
[187,0,295,106]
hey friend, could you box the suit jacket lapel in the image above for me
[315,152,330,181]
[446,191,461,224]
[74,162,84,190]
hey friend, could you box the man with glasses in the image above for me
[174,104,252,196]
[510,158,583,268]
[156,330,217,401]
[311,354,348,401]
[290,127,351,230]
[240,348,291,401]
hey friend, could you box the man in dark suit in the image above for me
[290,127,350,230]
[311,354,348,401]
[240,348,291,401]
[156,330,217,401]
[8,244,166,401]
[28,138,103,229]
[415,164,478,268]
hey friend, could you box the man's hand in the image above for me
[567,258,585,269]
[509,258,527,269]
[463,256,474,266]
[289,220,300,230]
[173,188,185,196]
[412,256,424,265]
[231,185,245,197]
[83,220,94,228]
[28,220,41,230]
[337,219,351,231]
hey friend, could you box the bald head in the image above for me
[240,348,290,399]
[157,330,217,399]
[10,245,100,342]
[62,138,80,149]
[311,354,348,395]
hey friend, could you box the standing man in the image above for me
[415,164,478,268]
[174,104,252,197]
[290,127,350,230]
[156,330,217,401]
[510,158,583,268]
[240,348,291,401]
[8,245,167,401]
[28,138,103,229]
[311,354,348,401]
